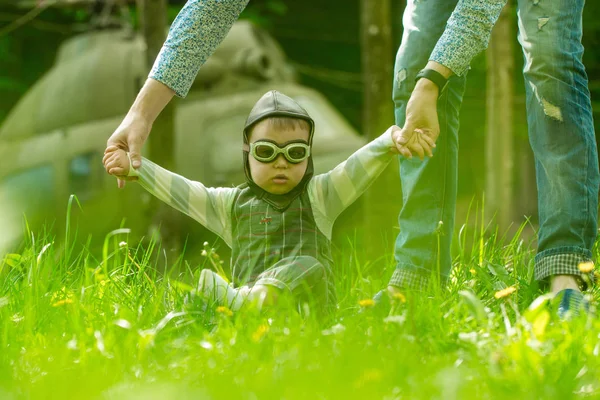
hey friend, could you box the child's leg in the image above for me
[253,256,335,317]
[198,269,248,311]
[246,284,284,310]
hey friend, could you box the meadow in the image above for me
[1,200,599,400]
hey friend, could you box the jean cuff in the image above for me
[388,267,431,292]
[534,248,595,289]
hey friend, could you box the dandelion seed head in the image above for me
[199,340,213,350]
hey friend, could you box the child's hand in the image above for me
[388,126,402,155]
[103,146,131,178]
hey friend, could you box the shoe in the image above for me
[556,288,589,320]
[371,289,391,317]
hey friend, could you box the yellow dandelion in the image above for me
[358,299,375,308]
[494,286,516,299]
[52,298,73,307]
[392,292,407,303]
[50,287,74,306]
[252,323,269,342]
[216,306,233,317]
[578,261,595,274]
[469,269,477,275]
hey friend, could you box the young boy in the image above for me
[103,90,411,317]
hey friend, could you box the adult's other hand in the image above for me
[106,115,150,188]
[103,78,175,188]
[394,78,440,160]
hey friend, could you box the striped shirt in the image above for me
[150,0,507,97]
[129,129,395,283]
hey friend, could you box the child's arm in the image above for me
[308,126,404,236]
[151,0,250,98]
[103,146,237,247]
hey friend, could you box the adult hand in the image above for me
[105,115,150,188]
[103,78,176,188]
[393,78,440,160]
[388,125,435,157]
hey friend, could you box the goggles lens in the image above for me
[250,141,310,164]
[255,144,276,159]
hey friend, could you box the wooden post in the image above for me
[485,2,514,234]
[360,0,399,257]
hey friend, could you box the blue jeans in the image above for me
[390,0,599,290]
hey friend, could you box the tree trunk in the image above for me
[360,0,399,257]
[485,2,514,235]
[137,0,181,257]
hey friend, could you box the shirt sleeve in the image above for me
[128,156,238,247]
[430,0,507,76]
[308,128,396,239]
[149,0,250,98]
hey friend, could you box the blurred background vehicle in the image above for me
[0,20,366,257]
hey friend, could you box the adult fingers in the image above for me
[399,147,413,159]
[116,176,139,189]
[128,137,143,169]
[408,141,425,160]
[417,129,437,149]
[416,135,433,158]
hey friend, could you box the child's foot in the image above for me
[555,288,589,320]
[245,284,283,312]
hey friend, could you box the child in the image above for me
[103,90,408,317]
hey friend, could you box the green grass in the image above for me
[1,204,599,399]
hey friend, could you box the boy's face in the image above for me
[248,119,310,195]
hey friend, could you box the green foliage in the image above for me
[1,204,599,399]
[239,0,287,29]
